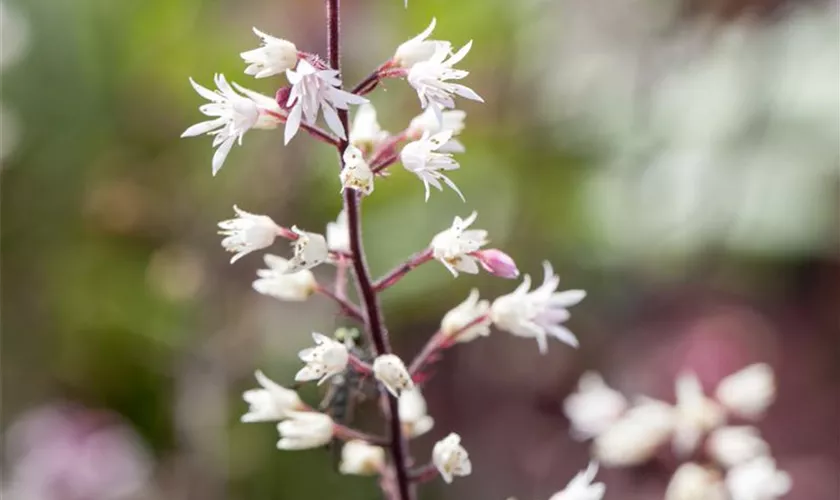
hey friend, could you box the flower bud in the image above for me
[339,440,385,475]
[440,289,491,343]
[339,145,374,196]
[399,387,435,437]
[476,249,520,279]
[276,411,334,450]
[241,28,298,78]
[373,354,414,397]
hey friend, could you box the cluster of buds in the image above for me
[184,3,592,499]
[563,364,791,500]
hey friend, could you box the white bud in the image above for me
[707,426,769,468]
[593,398,675,467]
[241,370,304,422]
[252,254,317,301]
[725,457,791,500]
[665,463,727,500]
[563,372,628,440]
[373,354,414,397]
[432,433,471,484]
[276,411,334,450]
[285,227,328,273]
[339,145,374,196]
[326,209,350,254]
[339,440,385,475]
[440,289,491,343]
[241,28,298,78]
[295,333,349,385]
[399,387,435,437]
[715,364,776,420]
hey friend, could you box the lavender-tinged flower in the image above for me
[284,59,368,144]
[295,333,349,385]
[241,27,298,78]
[432,433,472,484]
[548,462,606,500]
[276,411,335,450]
[408,107,467,153]
[373,354,414,397]
[339,145,375,195]
[218,205,283,263]
[393,18,450,68]
[490,261,586,353]
[242,370,304,422]
[440,288,491,343]
[285,226,328,273]
[407,42,482,123]
[349,103,388,151]
[563,372,628,440]
[401,130,464,201]
[252,255,317,301]
[182,74,282,175]
[430,211,488,276]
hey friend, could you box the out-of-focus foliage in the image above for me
[2,0,837,499]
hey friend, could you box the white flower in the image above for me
[672,372,726,457]
[252,254,317,301]
[432,433,472,484]
[339,145,374,195]
[407,42,483,122]
[373,354,414,397]
[665,463,727,500]
[398,387,435,437]
[563,372,628,440]
[295,333,349,385]
[240,27,298,78]
[283,59,368,144]
[490,261,586,353]
[593,398,675,467]
[349,103,388,151]
[339,440,385,475]
[276,411,334,450]
[430,211,488,276]
[548,462,605,500]
[326,209,350,253]
[182,74,282,175]
[394,18,450,68]
[440,289,491,343]
[408,107,466,153]
[218,205,283,263]
[707,427,769,469]
[725,457,791,500]
[285,226,328,273]
[241,370,304,422]
[715,363,776,420]
[400,131,464,201]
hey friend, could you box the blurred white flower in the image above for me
[725,456,791,500]
[242,370,304,422]
[349,103,388,151]
[400,130,464,201]
[715,363,776,420]
[285,226,328,273]
[707,426,769,469]
[440,288,492,343]
[218,205,283,263]
[407,42,483,122]
[295,333,349,385]
[339,440,385,475]
[408,108,467,153]
[430,211,488,276]
[548,462,605,500]
[182,74,282,175]
[665,463,727,500]
[276,411,335,450]
[339,145,374,195]
[326,209,350,253]
[252,254,317,301]
[373,354,414,397]
[563,372,628,440]
[673,372,726,457]
[432,433,472,484]
[593,398,675,467]
[491,261,586,353]
[283,59,368,143]
[399,387,435,437]
[394,18,450,68]
[241,28,298,78]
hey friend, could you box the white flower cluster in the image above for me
[563,364,790,500]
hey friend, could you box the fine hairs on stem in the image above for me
[184,1,594,499]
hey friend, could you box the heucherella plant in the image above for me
[183,3,590,499]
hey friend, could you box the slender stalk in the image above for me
[408,314,490,376]
[326,2,413,499]
[408,462,439,483]
[374,249,434,292]
[264,110,339,146]
[315,285,364,322]
[332,423,388,446]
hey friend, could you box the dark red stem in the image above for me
[374,249,434,292]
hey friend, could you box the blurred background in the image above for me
[1,0,838,498]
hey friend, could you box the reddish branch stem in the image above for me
[408,314,491,376]
[315,285,363,322]
[264,110,339,146]
[332,423,388,446]
[374,249,434,292]
[326,2,413,499]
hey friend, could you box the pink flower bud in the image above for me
[476,249,519,279]
[275,86,293,110]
